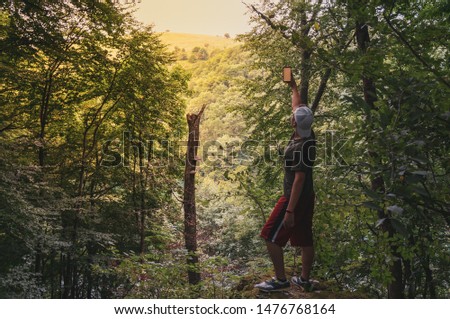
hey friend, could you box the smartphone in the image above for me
[283,67,292,82]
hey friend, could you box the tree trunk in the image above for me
[183,105,206,286]
[62,254,72,298]
[35,71,53,287]
[138,134,147,255]
[299,50,311,105]
[299,9,311,105]
[423,256,436,298]
[355,21,404,299]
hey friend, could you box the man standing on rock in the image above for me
[255,70,316,292]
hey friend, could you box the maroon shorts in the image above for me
[260,193,315,247]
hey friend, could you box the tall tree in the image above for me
[350,1,404,298]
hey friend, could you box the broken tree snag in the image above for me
[183,105,206,286]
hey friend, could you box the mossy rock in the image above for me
[235,275,370,299]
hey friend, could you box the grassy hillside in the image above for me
[159,32,238,52]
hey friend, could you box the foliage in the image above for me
[0,0,188,298]
[237,0,449,298]
[0,0,448,300]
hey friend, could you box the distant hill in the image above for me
[159,32,238,52]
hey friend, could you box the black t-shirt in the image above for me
[283,131,316,199]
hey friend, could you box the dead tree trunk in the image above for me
[183,105,206,286]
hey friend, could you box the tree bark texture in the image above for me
[183,105,206,286]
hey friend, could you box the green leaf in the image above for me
[411,171,429,176]
[410,156,428,165]
[387,205,404,214]
[411,185,429,197]
[390,218,408,237]
[363,201,382,211]
[363,189,382,200]
[376,218,387,228]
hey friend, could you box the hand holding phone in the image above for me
[283,66,292,83]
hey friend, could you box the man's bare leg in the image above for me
[300,246,314,280]
[266,241,286,281]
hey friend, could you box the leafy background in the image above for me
[0,0,448,299]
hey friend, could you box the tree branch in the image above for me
[311,67,331,112]
[0,123,15,133]
[248,4,291,42]
[384,14,450,89]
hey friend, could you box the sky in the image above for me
[131,0,255,36]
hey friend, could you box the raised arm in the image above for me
[289,71,303,111]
